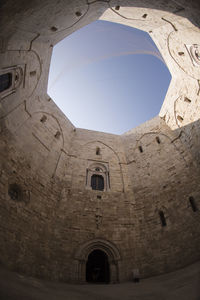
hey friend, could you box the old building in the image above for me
[0,0,200,285]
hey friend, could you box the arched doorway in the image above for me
[86,249,110,283]
[74,238,121,283]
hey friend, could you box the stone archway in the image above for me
[74,239,121,283]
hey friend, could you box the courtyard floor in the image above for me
[0,262,199,300]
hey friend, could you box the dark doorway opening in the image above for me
[86,249,110,283]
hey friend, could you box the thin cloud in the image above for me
[48,21,164,91]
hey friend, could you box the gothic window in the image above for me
[91,174,104,191]
[0,73,12,92]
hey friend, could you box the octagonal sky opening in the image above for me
[48,20,171,135]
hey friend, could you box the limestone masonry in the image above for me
[0,0,200,284]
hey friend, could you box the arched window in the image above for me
[91,174,104,191]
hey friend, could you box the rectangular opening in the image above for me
[0,73,12,93]
[139,146,143,153]
[159,211,166,227]
[189,197,198,212]
[96,147,100,155]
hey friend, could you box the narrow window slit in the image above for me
[177,115,183,122]
[55,131,61,139]
[159,211,166,227]
[189,197,198,212]
[139,146,143,153]
[156,136,161,144]
[184,97,191,103]
[96,147,100,155]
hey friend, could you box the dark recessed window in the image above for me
[184,97,191,103]
[55,131,61,138]
[139,146,143,153]
[189,197,198,212]
[177,115,183,122]
[156,136,161,144]
[96,147,100,155]
[0,73,12,93]
[159,210,166,227]
[8,183,22,201]
[40,115,47,123]
[91,174,104,191]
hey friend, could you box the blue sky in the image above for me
[48,20,171,134]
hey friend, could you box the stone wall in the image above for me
[0,0,200,283]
